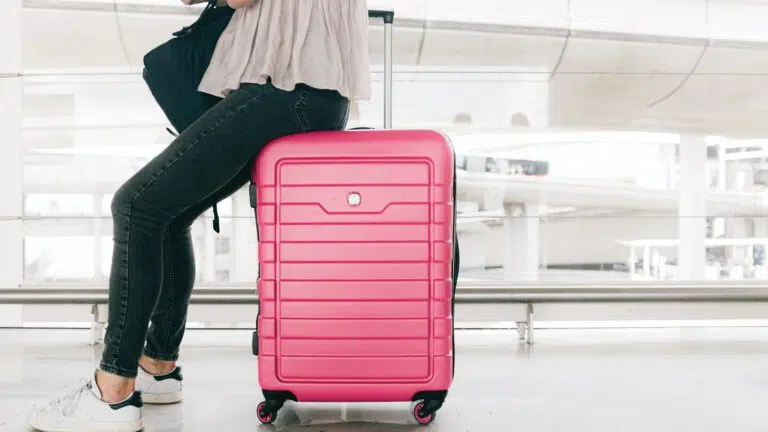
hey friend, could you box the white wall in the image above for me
[540,213,679,265]
[457,228,492,269]
[459,212,679,269]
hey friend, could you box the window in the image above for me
[215,270,230,282]
[215,237,231,255]
[24,236,94,281]
[25,194,94,217]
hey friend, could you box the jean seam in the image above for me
[108,203,132,371]
[143,347,178,362]
[100,361,138,378]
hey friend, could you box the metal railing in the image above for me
[2,281,768,345]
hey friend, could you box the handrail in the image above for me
[3,281,768,304]
[2,292,768,305]
[5,281,768,345]
[14,280,768,289]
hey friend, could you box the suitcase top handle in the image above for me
[368,9,395,24]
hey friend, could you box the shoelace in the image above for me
[50,379,87,406]
[55,381,91,418]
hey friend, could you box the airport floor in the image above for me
[1,327,767,431]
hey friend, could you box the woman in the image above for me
[27,1,370,430]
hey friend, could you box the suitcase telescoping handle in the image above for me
[368,9,394,129]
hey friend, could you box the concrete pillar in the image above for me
[0,0,23,326]
[725,216,751,268]
[480,186,504,212]
[502,203,540,281]
[643,246,651,276]
[659,143,678,189]
[753,218,768,279]
[723,163,753,272]
[726,162,753,192]
[677,135,707,280]
[716,143,727,191]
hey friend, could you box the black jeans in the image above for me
[100,82,350,378]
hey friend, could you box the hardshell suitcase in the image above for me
[250,9,457,426]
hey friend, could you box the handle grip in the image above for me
[368,9,395,23]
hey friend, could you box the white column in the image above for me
[481,186,504,212]
[725,215,749,267]
[677,135,707,280]
[502,203,540,281]
[658,143,678,189]
[643,246,650,276]
[0,0,24,326]
[716,143,727,191]
[723,163,753,270]
[753,218,768,279]
[726,162,753,192]
[754,218,768,249]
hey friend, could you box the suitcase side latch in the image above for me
[249,182,257,209]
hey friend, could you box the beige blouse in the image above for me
[198,0,371,101]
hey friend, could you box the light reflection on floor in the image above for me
[1,327,767,431]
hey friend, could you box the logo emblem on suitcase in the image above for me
[347,192,361,206]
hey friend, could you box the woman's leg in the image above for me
[101,85,293,382]
[133,167,250,405]
[98,83,349,394]
[28,82,348,432]
[142,166,250,368]
[138,75,223,375]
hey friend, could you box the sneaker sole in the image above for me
[28,418,143,432]
[142,392,183,404]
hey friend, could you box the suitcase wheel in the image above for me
[257,401,278,425]
[413,401,438,425]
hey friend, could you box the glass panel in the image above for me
[24,194,94,217]
[24,236,95,281]
[20,215,764,284]
[16,0,768,290]
[100,194,113,216]
[100,236,111,278]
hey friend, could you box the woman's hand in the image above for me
[226,0,255,8]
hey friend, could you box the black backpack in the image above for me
[142,0,235,232]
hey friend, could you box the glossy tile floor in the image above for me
[1,327,768,431]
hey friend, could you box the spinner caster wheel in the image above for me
[413,401,436,425]
[257,401,278,425]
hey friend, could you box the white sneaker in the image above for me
[136,365,183,404]
[27,375,143,432]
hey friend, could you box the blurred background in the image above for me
[4,1,768,430]
[3,0,768,326]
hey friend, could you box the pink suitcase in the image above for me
[248,10,457,425]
